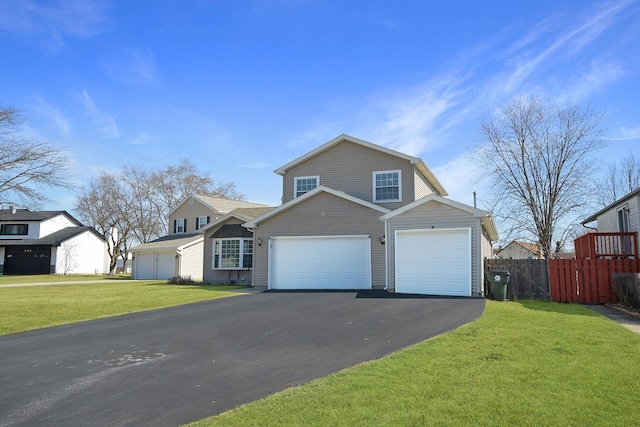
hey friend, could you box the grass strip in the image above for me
[0,274,131,284]
[0,281,247,335]
[189,300,640,427]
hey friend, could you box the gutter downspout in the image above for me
[383,219,390,291]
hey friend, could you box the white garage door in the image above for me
[135,253,155,280]
[269,236,371,290]
[155,252,176,280]
[134,252,176,280]
[395,228,471,296]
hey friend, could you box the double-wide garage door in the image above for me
[135,252,176,280]
[395,228,471,296]
[269,236,371,290]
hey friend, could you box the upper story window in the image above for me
[294,176,319,198]
[174,218,186,233]
[0,224,28,235]
[213,238,253,270]
[373,170,401,202]
[196,216,210,230]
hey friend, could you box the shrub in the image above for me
[612,273,640,309]
[167,275,196,285]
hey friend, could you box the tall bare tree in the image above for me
[75,172,133,275]
[0,106,72,205]
[599,152,640,206]
[476,95,606,258]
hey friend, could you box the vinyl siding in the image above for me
[593,195,640,234]
[386,200,485,295]
[39,215,78,238]
[169,198,220,234]
[281,140,415,210]
[413,166,436,199]
[203,217,252,284]
[179,242,204,280]
[252,192,386,288]
[53,230,108,274]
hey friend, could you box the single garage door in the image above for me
[269,235,371,290]
[135,252,176,280]
[135,253,155,279]
[395,228,471,296]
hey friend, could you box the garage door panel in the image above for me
[270,236,371,290]
[395,228,471,296]
[156,253,176,280]
[135,254,155,280]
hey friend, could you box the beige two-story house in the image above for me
[243,134,498,296]
[131,195,267,280]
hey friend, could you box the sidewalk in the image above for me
[588,304,640,335]
[0,279,139,288]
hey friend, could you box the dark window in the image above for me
[0,224,28,235]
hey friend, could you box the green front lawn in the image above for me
[189,301,640,426]
[0,274,131,284]
[0,281,247,335]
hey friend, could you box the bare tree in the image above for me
[75,172,134,275]
[599,152,640,206]
[0,106,73,205]
[476,95,606,258]
[75,160,246,273]
[145,159,245,235]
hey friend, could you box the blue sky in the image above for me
[1,0,639,212]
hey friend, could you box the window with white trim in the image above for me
[373,170,401,202]
[196,216,210,230]
[294,176,319,197]
[174,218,186,233]
[213,238,253,269]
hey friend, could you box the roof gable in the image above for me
[0,209,82,225]
[168,194,268,218]
[243,185,390,228]
[0,226,103,246]
[274,134,447,196]
[500,241,541,256]
[131,234,204,252]
[200,207,275,232]
[583,187,640,224]
[380,194,499,241]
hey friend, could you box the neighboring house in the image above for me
[168,194,268,235]
[495,241,543,259]
[131,195,267,280]
[202,206,274,284]
[582,187,640,234]
[243,134,498,296]
[0,206,108,275]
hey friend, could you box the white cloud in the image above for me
[101,47,160,85]
[0,0,108,51]
[432,153,488,209]
[34,97,72,138]
[80,90,120,139]
[558,60,626,103]
[610,126,640,141]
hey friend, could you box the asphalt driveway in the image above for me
[0,290,485,426]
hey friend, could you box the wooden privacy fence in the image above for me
[485,259,550,300]
[548,259,640,304]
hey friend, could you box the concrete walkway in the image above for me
[0,279,139,288]
[588,304,640,335]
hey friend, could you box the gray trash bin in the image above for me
[487,270,510,301]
